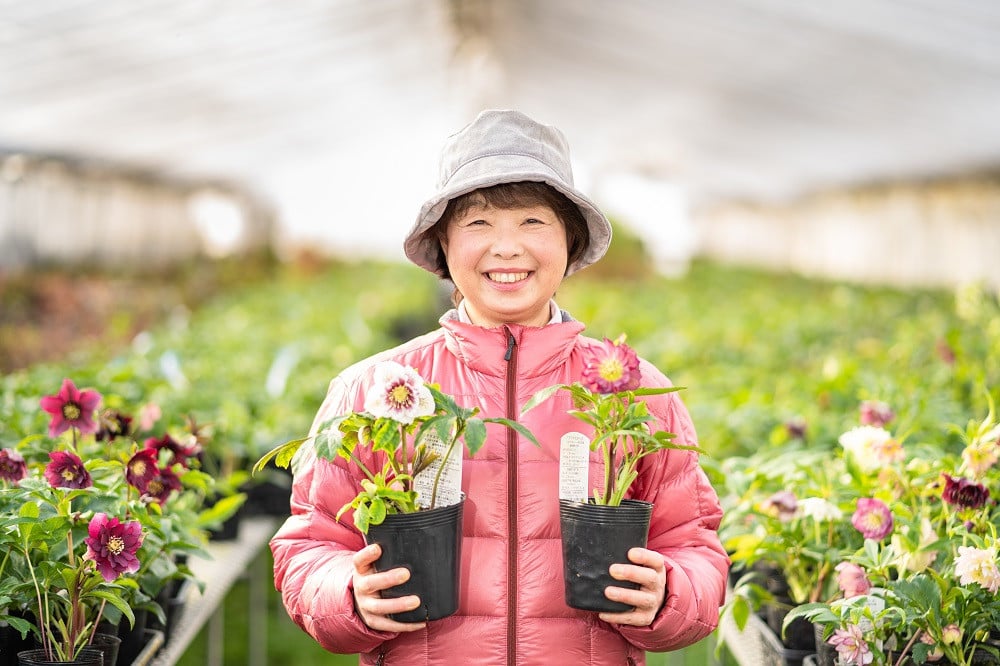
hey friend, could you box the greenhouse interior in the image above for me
[2,2,1000,666]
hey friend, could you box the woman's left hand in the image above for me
[598,547,667,627]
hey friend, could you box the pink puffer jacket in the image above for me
[270,316,729,666]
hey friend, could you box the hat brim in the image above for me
[404,154,612,277]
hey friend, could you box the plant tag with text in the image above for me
[414,429,463,508]
[559,432,590,502]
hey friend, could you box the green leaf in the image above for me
[91,588,136,628]
[521,385,565,414]
[251,437,306,474]
[463,419,487,456]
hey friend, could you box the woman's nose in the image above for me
[490,223,523,257]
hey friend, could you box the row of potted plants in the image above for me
[0,377,233,665]
[0,260,446,664]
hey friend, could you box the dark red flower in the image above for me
[785,418,807,440]
[126,448,159,492]
[95,409,133,442]
[144,433,199,468]
[39,378,102,437]
[144,466,183,505]
[0,448,27,483]
[581,336,641,394]
[44,450,92,489]
[83,513,143,582]
[942,474,989,510]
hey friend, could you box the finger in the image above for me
[357,593,427,630]
[352,544,382,572]
[626,547,665,572]
[608,563,659,588]
[354,566,411,598]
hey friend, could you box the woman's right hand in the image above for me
[352,544,427,632]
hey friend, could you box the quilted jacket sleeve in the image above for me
[616,364,730,652]
[269,374,399,655]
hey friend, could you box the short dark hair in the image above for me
[421,181,590,280]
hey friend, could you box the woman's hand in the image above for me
[352,544,427,632]
[598,547,667,627]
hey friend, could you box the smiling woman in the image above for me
[269,108,729,666]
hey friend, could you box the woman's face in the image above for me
[442,202,568,328]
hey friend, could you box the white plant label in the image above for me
[413,428,463,508]
[559,432,590,502]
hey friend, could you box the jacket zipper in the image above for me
[503,328,518,666]
[375,649,386,666]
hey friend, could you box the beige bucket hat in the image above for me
[403,109,612,276]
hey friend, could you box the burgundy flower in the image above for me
[852,497,894,540]
[126,448,159,492]
[39,378,102,437]
[761,490,799,522]
[144,466,183,505]
[144,433,199,467]
[83,513,143,582]
[942,474,990,510]
[785,418,807,440]
[581,336,641,394]
[95,409,133,442]
[0,448,27,483]
[44,450,92,489]
[859,400,894,428]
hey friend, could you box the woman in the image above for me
[270,109,729,665]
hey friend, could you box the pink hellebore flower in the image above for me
[0,448,27,483]
[829,624,874,665]
[859,400,895,427]
[835,562,872,598]
[852,498,894,541]
[364,361,435,425]
[137,403,162,432]
[83,513,143,582]
[941,624,963,646]
[581,336,641,394]
[44,450,93,489]
[39,378,102,437]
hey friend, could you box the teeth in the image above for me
[488,272,529,283]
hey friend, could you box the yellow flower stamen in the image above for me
[107,535,125,556]
[389,384,412,408]
[598,358,624,383]
[63,403,82,420]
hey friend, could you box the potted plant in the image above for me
[746,397,1000,666]
[254,360,536,622]
[0,378,221,664]
[521,335,699,612]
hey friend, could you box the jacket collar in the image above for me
[439,314,585,378]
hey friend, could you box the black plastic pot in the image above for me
[86,634,119,666]
[559,498,653,613]
[364,496,465,623]
[1,617,35,666]
[16,648,103,666]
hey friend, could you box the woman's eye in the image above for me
[524,217,545,225]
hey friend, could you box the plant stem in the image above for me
[429,421,460,510]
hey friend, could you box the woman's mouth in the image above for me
[487,272,529,284]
